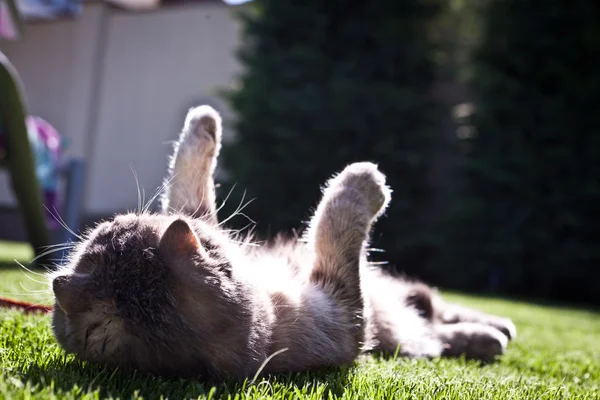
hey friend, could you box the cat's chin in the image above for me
[50,305,74,353]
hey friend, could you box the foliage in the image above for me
[439,0,600,303]
[429,0,488,82]
[222,0,444,273]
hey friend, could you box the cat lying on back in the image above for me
[50,105,516,379]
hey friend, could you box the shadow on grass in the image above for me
[367,350,500,370]
[19,357,353,399]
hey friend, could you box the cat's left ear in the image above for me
[159,219,202,258]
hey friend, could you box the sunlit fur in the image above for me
[50,105,516,380]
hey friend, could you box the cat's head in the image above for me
[50,213,244,377]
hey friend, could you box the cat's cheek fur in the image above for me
[51,306,76,354]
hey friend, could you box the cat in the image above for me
[49,105,516,380]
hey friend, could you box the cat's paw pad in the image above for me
[331,162,391,217]
[180,105,222,152]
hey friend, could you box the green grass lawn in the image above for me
[0,240,599,399]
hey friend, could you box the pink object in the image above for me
[26,116,65,229]
[0,115,65,229]
[0,1,19,40]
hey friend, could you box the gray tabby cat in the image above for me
[50,105,516,379]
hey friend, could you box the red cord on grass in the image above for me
[0,297,53,314]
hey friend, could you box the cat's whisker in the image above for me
[16,294,54,308]
[218,187,250,225]
[232,212,255,226]
[142,188,147,213]
[143,191,160,214]
[228,239,260,247]
[176,199,190,215]
[14,261,51,285]
[218,190,256,227]
[29,244,77,265]
[160,170,192,215]
[248,380,273,394]
[129,163,144,215]
[144,174,178,214]
[13,259,51,277]
[53,206,83,241]
[38,241,76,250]
[249,347,289,385]
[23,286,52,298]
[18,282,51,294]
[15,283,53,299]
[44,205,83,241]
[368,261,389,266]
[222,221,257,241]
[16,274,49,288]
[162,171,180,205]
[39,261,68,270]
[215,182,237,215]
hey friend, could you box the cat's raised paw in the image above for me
[181,105,222,146]
[329,162,392,217]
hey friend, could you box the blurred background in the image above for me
[0,0,598,305]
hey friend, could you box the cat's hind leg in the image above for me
[434,298,517,340]
[160,106,221,224]
[435,322,509,362]
[305,162,391,346]
[402,284,513,361]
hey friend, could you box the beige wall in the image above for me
[0,1,241,216]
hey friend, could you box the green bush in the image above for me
[439,0,600,303]
[222,0,445,274]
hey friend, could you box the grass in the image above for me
[0,240,34,265]
[0,240,599,399]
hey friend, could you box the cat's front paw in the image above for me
[179,105,222,156]
[328,162,392,218]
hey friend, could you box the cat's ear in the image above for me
[159,219,201,258]
[52,274,89,315]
